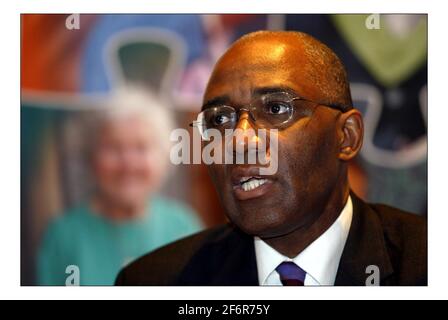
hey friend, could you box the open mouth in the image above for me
[238,176,269,192]
[231,170,275,200]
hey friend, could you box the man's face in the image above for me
[203,39,344,239]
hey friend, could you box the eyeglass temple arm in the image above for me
[189,121,203,127]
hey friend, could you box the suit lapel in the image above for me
[210,227,259,285]
[335,192,394,285]
[176,225,259,285]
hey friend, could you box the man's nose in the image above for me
[226,111,267,156]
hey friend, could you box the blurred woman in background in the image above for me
[37,88,202,285]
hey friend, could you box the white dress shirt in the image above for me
[254,196,353,286]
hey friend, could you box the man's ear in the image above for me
[337,109,364,161]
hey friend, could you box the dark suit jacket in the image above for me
[115,193,427,286]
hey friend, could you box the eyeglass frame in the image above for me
[190,91,352,140]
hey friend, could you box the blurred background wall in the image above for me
[21,14,427,285]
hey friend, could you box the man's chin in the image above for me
[232,217,290,239]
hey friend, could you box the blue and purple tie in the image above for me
[276,261,306,286]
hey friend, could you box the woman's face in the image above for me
[92,115,165,208]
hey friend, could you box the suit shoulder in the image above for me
[115,224,232,285]
[369,203,427,240]
[369,203,427,284]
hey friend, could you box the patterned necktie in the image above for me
[275,261,306,286]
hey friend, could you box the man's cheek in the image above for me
[207,164,226,189]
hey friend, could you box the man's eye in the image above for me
[267,102,289,115]
[213,114,230,125]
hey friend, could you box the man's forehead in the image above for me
[217,40,306,70]
[208,62,289,87]
[203,60,316,107]
[205,40,311,88]
[204,69,292,104]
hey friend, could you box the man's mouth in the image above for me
[238,176,269,192]
[231,167,275,200]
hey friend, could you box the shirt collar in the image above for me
[254,196,353,285]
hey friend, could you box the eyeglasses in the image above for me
[191,91,350,140]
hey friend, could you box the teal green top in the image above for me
[37,195,202,286]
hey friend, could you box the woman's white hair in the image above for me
[86,86,175,159]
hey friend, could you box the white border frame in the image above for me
[4,0,447,300]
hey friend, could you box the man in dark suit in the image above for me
[116,31,427,286]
